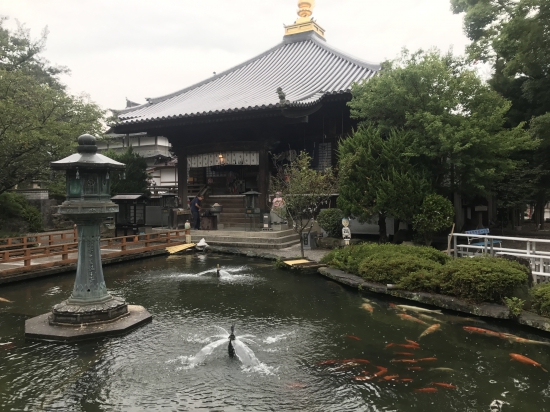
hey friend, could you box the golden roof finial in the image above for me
[296,1,315,22]
[284,0,325,39]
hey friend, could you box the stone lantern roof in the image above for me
[51,134,125,170]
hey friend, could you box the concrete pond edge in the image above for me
[206,245,550,335]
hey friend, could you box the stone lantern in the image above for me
[25,134,152,342]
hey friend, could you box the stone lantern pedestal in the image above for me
[25,134,152,342]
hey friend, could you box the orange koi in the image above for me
[389,303,397,308]
[386,343,420,350]
[463,326,502,338]
[394,352,414,356]
[414,387,438,393]
[380,374,399,381]
[407,366,423,371]
[406,339,420,347]
[398,314,428,325]
[346,335,361,341]
[373,366,388,378]
[509,353,548,372]
[361,303,374,313]
[349,358,370,364]
[391,359,418,363]
[400,378,413,383]
[419,323,441,339]
[431,382,457,389]
[417,358,437,362]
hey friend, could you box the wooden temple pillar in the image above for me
[177,150,188,208]
[258,148,269,211]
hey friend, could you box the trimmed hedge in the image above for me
[322,243,530,304]
[531,283,550,317]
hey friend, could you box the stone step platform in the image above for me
[191,228,300,249]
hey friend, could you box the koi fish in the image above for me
[386,343,420,350]
[389,303,397,309]
[349,358,370,364]
[393,352,414,356]
[405,339,421,347]
[418,313,446,323]
[415,387,438,393]
[373,366,388,378]
[407,366,423,371]
[509,353,548,372]
[398,314,428,325]
[0,297,13,303]
[506,336,550,346]
[360,303,374,313]
[419,324,441,339]
[396,305,442,315]
[380,374,399,381]
[346,335,361,341]
[418,358,437,362]
[391,359,418,363]
[431,382,457,389]
[430,367,455,372]
[463,326,503,338]
[400,378,413,383]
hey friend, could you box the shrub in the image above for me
[397,269,441,293]
[436,257,529,303]
[531,283,550,317]
[412,194,454,245]
[503,296,525,318]
[0,192,43,234]
[359,254,442,284]
[317,208,345,238]
[321,243,449,277]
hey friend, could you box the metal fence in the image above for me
[449,232,550,283]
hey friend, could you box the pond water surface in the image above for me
[0,254,549,411]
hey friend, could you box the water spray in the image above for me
[228,324,236,358]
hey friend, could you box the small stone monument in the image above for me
[25,134,152,342]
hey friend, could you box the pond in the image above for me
[0,254,549,411]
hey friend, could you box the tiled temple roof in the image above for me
[117,32,379,125]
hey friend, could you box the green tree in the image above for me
[0,18,104,196]
[104,147,149,196]
[412,194,455,245]
[270,151,336,257]
[349,49,534,226]
[451,0,550,227]
[337,126,431,243]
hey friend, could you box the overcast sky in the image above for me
[2,0,470,112]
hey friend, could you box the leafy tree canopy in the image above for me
[0,17,104,196]
[104,147,150,196]
[348,49,534,200]
[337,126,431,242]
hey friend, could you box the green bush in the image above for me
[317,208,345,238]
[359,254,442,284]
[436,257,529,303]
[0,192,43,233]
[531,283,550,317]
[503,296,525,318]
[397,269,441,293]
[321,243,449,275]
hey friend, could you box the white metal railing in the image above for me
[449,233,550,283]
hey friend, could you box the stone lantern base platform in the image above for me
[25,305,152,342]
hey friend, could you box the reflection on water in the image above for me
[0,254,550,411]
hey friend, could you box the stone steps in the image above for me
[190,228,300,249]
